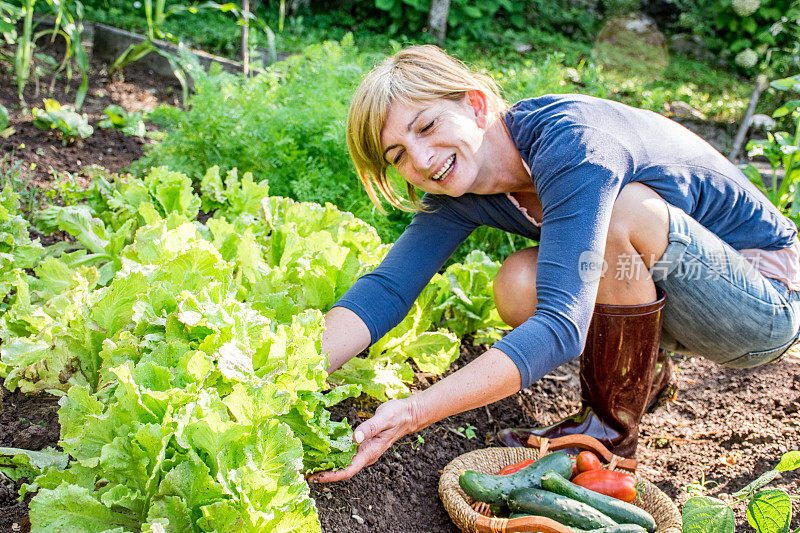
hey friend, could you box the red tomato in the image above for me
[571,470,638,502]
[571,458,578,478]
[497,459,536,475]
[576,451,602,473]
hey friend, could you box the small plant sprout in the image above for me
[31,99,93,145]
[98,105,147,137]
[457,424,478,440]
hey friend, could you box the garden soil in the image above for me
[310,350,800,533]
[1,47,799,533]
[1,40,181,191]
[0,347,798,531]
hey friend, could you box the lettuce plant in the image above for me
[0,165,509,531]
[0,184,44,322]
[32,99,93,145]
[98,105,147,138]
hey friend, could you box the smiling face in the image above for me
[380,94,489,197]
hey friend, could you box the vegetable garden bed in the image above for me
[1,41,799,533]
[0,350,798,531]
[0,42,181,190]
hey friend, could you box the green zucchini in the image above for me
[458,451,573,505]
[540,471,657,532]
[509,513,647,533]
[574,526,648,533]
[507,487,618,530]
[489,503,509,517]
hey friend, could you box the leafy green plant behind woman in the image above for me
[741,74,800,227]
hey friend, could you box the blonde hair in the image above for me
[346,45,507,212]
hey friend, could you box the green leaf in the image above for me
[0,447,69,482]
[145,495,193,533]
[330,357,412,401]
[747,489,791,533]
[375,0,395,10]
[741,163,768,190]
[403,331,459,374]
[772,100,800,119]
[732,469,780,498]
[144,167,201,220]
[90,271,147,335]
[195,500,244,531]
[200,165,227,210]
[43,98,61,113]
[157,453,225,511]
[36,205,110,255]
[682,496,735,533]
[776,450,800,471]
[742,17,757,34]
[30,484,141,532]
[771,75,800,92]
[463,5,482,17]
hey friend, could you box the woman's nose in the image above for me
[407,143,434,171]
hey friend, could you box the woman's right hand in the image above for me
[310,347,522,483]
[308,396,420,483]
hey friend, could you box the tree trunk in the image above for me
[242,0,250,75]
[428,0,451,47]
[729,74,769,162]
[288,0,310,18]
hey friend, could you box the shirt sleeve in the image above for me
[334,195,478,344]
[493,123,634,388]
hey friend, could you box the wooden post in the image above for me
[428,0,451,47]
[729,74,769,162]
[242,0,250,75]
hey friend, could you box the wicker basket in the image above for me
[439,434,682,533]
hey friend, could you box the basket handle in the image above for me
[476,514,575,533]
[526,434,638,472]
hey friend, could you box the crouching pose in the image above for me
[310,45,800,482]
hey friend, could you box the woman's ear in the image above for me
[467,90,488,128]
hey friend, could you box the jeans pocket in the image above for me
[723,333,800,368]
[650,232,691,283]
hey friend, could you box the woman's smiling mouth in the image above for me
[431,154,456,181]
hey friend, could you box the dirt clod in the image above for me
[11,425,49,451]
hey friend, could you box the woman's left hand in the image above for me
[308,397,419,483]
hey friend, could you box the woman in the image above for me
[309,45,800,483]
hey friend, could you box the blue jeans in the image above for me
[649,203,800,367]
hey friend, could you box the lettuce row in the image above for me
[0,184,44,320]
[0,165,508,531]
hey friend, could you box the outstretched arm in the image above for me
[309,346,521,483]
[322,306,371,373]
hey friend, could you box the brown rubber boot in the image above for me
[647,349,677,412]
[498,289,667,458]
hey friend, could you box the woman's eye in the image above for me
[393,151,404,164]
[420,121,434,133]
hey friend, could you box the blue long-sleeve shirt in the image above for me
[335,94,797,388]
